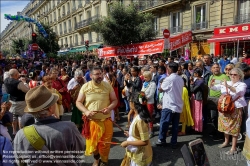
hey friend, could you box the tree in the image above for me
[35,23,60,54]
[10,38,29,54]
[91,2,156,46]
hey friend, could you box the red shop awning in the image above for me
[208,23,250,43]
[207,34,250,43]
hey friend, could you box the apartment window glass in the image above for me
[67,3,70,12]
[88,32,92,42]
[65,37,68,45]
[153,17,158,32]
[64,22,67,32]
[75,34,78,44]
[95,6,99,15]
[68,20,71,29]
[239,0,250,23]
[194,4,206,29]
[170,12,181,33]
[60,24,62,32]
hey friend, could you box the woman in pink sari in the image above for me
[190,69,204,132]
[50,68,71,112]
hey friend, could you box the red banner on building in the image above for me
[98,39,164,58]
[169,31,192,51]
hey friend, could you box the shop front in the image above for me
[208,23,250,57]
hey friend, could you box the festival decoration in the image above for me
[4,14,48,38]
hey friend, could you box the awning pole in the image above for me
[237,40,239,59]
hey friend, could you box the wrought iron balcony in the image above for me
[170,26,183,34]
[234,13,250,24]
[77,15,100,29]
[192,21,208,30]
[136,0,177,11]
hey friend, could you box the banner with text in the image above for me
[98,39,164,58]
[169,31,192,51]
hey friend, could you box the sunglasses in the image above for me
[229,74,238,76]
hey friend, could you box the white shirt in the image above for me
[230,57,238,64]
[67,78,78,90]
[161,73,184,113]
[210,81,247,108]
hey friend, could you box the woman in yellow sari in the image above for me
[42,75,63,119]
[179,78,194,135]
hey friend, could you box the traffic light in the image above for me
[32,33,37,43]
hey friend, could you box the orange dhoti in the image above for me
[85,118,113,162]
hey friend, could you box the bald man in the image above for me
[4,69,29,135]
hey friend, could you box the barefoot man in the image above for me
[76,66,118,166]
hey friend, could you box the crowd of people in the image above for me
[0,52,250,166]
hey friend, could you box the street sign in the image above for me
[163,29,170,39]
[31,43,39,50]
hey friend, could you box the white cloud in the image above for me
[1,1,30,32]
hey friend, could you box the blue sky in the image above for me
[1,0,30,32]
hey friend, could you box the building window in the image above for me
[95,6,99,16]
[170,11,182,34]
[239,0,250,23]
[153,17,158,34]
[61,39,63,47]
[75,34,78,45]
[88,32,92,43]
[193,4,207,30]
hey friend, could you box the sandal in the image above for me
[178,132,186,136]
[218,143,228,148]
[225,149,238,155]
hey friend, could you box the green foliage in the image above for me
[35,22,60,54]
[10,38,29,54]
[91,2,156,46]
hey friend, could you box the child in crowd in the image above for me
[120,92,152,166]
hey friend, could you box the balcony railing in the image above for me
[234,13,250,24]
[192,21,208,30]
[170,26,183,34]
[137,0,176,11]
[77,15,100,29]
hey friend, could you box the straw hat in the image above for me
[24,85,58,113]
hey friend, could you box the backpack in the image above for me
[217,84,240,113]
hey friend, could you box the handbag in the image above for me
[217,83,240,113]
